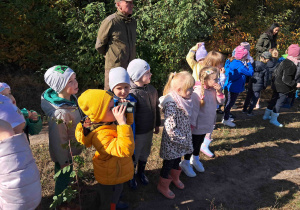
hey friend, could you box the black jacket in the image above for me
[295,62,300,84]
[248,61,269,92]
[274,59,297,93]
[266,58,279,84]
[130,82,161,134]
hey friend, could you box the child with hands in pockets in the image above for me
[181,67,225,177]
[75,89,135,210]
[157,71,194,199]
[127,59,161,187]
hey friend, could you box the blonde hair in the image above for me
[202,51,225,68]
[163,71,195,96]
[199,66,218,106]
[270,48,279,58]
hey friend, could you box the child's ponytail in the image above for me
[198,67,218,107]
[163,72,176,96]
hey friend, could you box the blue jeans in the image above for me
[224,92,239,120]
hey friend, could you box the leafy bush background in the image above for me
[1,0,300,91]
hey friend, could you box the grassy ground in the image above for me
[31,88,300,210]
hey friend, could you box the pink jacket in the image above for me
[191,85,225,135]
[0,133,41,210]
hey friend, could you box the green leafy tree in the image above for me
[134,0,213,90]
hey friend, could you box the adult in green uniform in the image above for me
[95,0,136,90]
[256,23,280,60]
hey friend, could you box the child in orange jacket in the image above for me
[75,89,134,210]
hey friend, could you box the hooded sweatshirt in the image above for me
[41,88,83,166]
[224,59,254,93]
[75,122,134,185]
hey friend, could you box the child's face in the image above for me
[178,87,194,99]
[62,73,78,95]
[139,70,152,85]
[101,99,116,122]
[1,88,16,105]
[113,83,130,99]
[205,73,218,88]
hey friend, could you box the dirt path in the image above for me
[30,126,49,145]
[131,140,300,209]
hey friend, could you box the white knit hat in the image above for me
[127,59,150,82]
[44,65,75,93]
[109,67,130,90]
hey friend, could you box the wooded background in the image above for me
[1,0,300,90]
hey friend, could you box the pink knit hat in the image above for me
[196,43,208,62]
[234,46,248,60]
[287,44,300,57]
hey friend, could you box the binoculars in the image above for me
[115,101,136,113]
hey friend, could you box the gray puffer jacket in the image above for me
[130,82,161,134]
[0,133,41,210]
[41,92,83,166]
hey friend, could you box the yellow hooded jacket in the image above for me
[186,44,204,81]
[76,123,134,185]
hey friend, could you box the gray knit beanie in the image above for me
[44,65,75,93]
[109,67,130,90]
[261,51,272,59]
[127,59,150,82]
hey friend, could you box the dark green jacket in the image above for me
[95,11,137,70]
[21,108,42,136]
[256,33,277,60]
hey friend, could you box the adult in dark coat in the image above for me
[256,23,280,60]
[263,44,300,127]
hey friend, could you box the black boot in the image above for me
[128,163,137,189]
[137,160,149,185]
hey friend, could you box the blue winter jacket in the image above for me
[112,93,137,139]
[224,59,254,93]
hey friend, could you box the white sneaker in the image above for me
[222,119,236,127]
[179,160,196,177]
[229,117,234,122]
[190,155,205,172]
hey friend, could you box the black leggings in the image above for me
[160,157,181,178]
[184,134,205,160]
